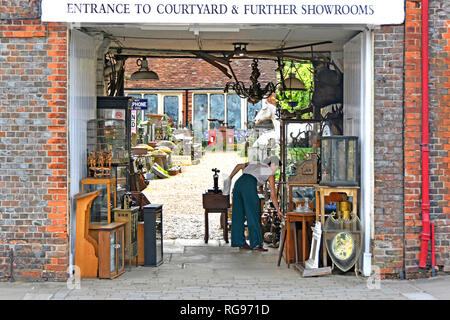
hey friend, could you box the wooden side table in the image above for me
[202,192,230,243]
[285,212,316,267]
[315,186,359,267]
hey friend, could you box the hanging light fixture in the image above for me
[233,42,248,57]
[283,72,307,91]
[278,60,308,111]
[130,57,159,80]
[224,58,276,104]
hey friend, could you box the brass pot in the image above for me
[337,201,352,212]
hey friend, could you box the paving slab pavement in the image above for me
[0,240,449,300]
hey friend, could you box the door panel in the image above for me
[343,32,363,137]
[69,29,96,265]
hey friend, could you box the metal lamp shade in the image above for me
[130,57,159,80]
[130,70,159,80]
[284,73,307,91]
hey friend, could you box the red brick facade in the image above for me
[401,0,449,278]
[0,4,69,280]
[0,0,449,281]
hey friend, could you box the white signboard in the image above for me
[131,109,137,134]
[41,0,405,25]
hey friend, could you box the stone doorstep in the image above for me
[401,292,438,300]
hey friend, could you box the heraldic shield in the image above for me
[323,213,363,272]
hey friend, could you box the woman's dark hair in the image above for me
[267,160,282,167]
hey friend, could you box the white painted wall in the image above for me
[344,30,374,277]
[68,29,96,268]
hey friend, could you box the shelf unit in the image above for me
[279,117,321,214]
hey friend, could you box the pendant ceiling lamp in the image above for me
[283,72,307,91]
[130,57,159,80]
[233,42,248,57]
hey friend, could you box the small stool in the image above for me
[204,208,229,243]
[286,212,316,268]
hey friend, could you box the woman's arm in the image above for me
[268,175,283,219]
[228,162,248,180]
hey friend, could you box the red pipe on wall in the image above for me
[418,0,431,269]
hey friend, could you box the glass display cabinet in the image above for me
[280,118,321,214]
[143,204,163,267]
[96,96,133,194]
[112,163,129,207]
[320,136,359,186]
[113,206,139,266]
[81,177,116,225]
[87,118,128,163]
[89,222,126,279]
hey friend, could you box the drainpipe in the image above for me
[418,0,431,269]
[185,89,189,128]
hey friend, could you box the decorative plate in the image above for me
[331,232,355,261]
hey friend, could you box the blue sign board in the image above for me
[131,99,148,110]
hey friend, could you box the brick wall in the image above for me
[401,0,449,278]
[373,0,450,279]
[0,5,69,281]
[428,0,449,271]
[372,24,406,278]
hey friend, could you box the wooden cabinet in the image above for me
[89,222,126,279]
[81,177,116,224]
[113,206,139,265]
[315,186,359,267]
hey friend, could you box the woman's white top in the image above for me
[243,163,273,186]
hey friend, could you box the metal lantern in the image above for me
[320,136,359,186]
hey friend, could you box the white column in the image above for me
[360,28,374,277]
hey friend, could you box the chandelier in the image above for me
[224,58,276,104]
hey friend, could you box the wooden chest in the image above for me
[202,192,230,210]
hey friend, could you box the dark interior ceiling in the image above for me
[79,23,364,61]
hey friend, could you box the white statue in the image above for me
[252,100,280,148]
[305,221,322,269]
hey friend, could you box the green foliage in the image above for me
[276,60,314,117]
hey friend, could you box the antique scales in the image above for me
[323,211,363,275]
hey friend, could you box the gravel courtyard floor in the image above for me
[143,150,246,240]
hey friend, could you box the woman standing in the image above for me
[225,156,283,251]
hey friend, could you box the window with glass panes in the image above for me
[144,94,158,117]
[210,94,224,129]
[247,100,262,125]
[164,96,179,125]
[227,94,241,129]
[193,94,208,133]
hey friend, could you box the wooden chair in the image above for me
[74,190,100,278]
